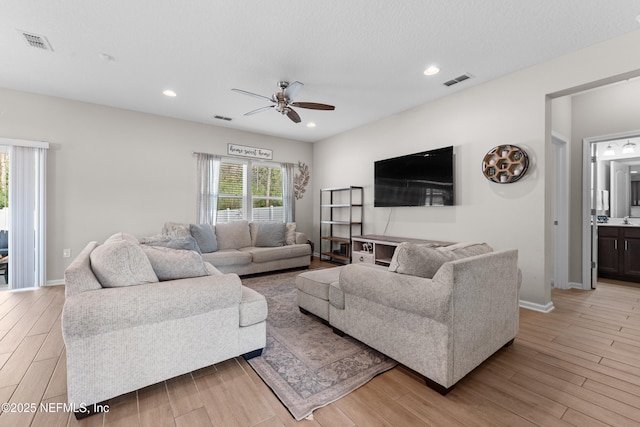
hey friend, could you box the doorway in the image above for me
[582,131,640,290]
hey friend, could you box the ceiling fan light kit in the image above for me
[232,81,335,124]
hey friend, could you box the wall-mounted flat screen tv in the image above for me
[374,146,454,207]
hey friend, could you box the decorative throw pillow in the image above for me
[216,220,251,250]
[190,224,218,253]
[255,222,286,247]
[388,243,444,278]
[139,234,171,245]
[90,240,159,287]
[141,245,210,281]
[104,232,139,245]
[249,222,260,247]
[285,222,297,245]
[437,242,493,257]
[162,222,192,239]
[147,236,202,254]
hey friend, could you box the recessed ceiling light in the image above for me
[163,89,177,97]
[306,122,316,128]
[423,66,440,76]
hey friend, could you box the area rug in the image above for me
[242,269,397,421]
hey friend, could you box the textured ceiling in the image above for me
[1,1,640,142]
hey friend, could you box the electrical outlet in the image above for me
[63,248,71,258]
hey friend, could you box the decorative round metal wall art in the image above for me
[481,144,529,184]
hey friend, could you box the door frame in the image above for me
[582,130,640,290]
[552,132,569,289]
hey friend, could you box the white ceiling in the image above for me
[1,1,640,143]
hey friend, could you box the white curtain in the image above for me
[196,153,220,224]
[8,145,47,289]
[282,162,295,223]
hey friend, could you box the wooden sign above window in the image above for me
[227,144,273,160]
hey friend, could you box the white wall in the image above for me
[314,29,640,308]
[0,87,313,282]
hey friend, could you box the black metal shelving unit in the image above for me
[319,186,363,263]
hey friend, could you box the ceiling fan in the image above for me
[232,81,335,123]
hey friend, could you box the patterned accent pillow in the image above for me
[285,222,297,245]
[139,234,171,244]
[162,222,192,239]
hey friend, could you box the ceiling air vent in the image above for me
[443,73,472,87]
[19,30,54,51]
[213,115,233,121]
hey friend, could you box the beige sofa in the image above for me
[299,242,520,393]
[62,233,267,415]
[157,220,311,275]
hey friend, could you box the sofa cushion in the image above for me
[63,273,243,340]
[254,222,286,247]
[239,286,268,327]
[190,223,218,253]
[141,245,210,281]
[147,236,202,253]
[389,242,493,279]
[201,249,252,267]
[242,244,311,263]
[296,267,343,301]
[216,220,251,250]
[90,240,159,287]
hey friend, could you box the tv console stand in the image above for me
[351,234,452,266]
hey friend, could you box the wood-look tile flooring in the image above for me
[1,261,640,426]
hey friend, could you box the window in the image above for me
[216,158,284,223]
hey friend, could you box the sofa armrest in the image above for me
[339,264,452,321]
[62,273,243,341]
[294,231,309,245]
[433,249,519,382]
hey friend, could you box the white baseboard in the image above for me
[45,279,64,286]
[519,300,555,313]
[569,282,584,290]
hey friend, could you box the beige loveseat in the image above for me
[62,233,267,415]
[156,220,311,275]
[299,242,520,394]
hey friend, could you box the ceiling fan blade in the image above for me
[286,108,301,123]
[291,102,335,111]
[284,81,304,101]
[231,88,275,103]
[244,105,274,116]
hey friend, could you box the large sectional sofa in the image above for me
[62,232,268,414]
[297,242,521,393]
[155,220,312,275]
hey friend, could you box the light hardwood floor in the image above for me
[1,261,640,426]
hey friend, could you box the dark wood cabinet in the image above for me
[598,226,640,282]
